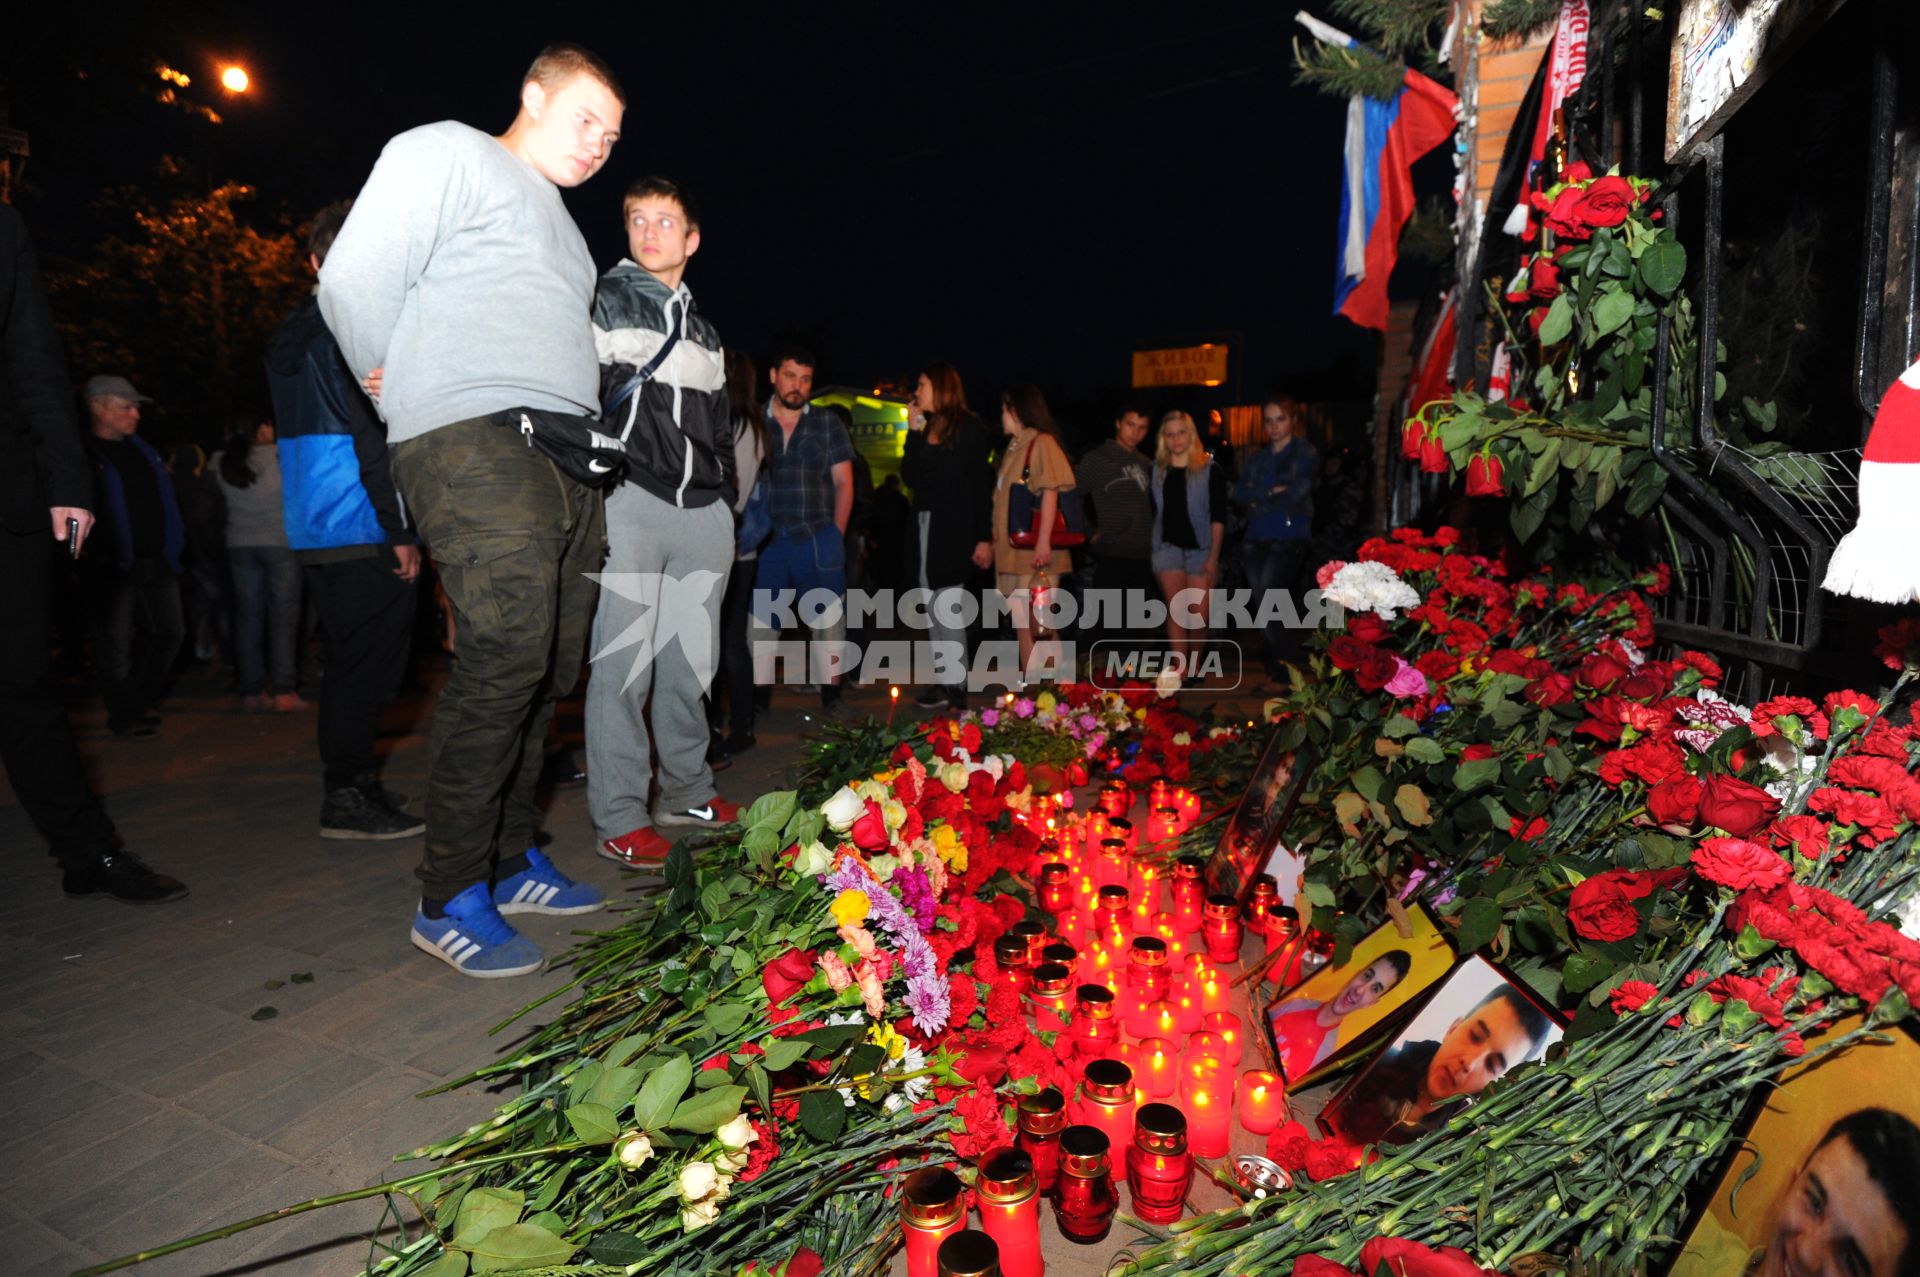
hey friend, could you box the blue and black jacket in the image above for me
[265,295,407,562]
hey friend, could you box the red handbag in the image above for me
[1008,438,1086,549]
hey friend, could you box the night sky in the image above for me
[11,2,1453,432]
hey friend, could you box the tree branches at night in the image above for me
[1291,0,1450,102]
[1482,0,1563,40]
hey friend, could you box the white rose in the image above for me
[715,1147,751,1174]
[715,1114,757,1150]
[821,786,866,832]
[680,1196,722,1231]
[613,1131,653,1170]
[793,840,832,876]
[938,761,969,794]
[679,1161,720,1202]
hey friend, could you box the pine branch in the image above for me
[1329,0,1451,57]
[1482,0,1561,40]
[1400,196,1457,265]
[1292,36,1409,102]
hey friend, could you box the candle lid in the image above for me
[901,1166,966,1228]
[1075,984,1115,1017]
[1232,1154,1293,1199]
[937,1229,1001,1277]
[1099,837,1128,855]
[1028,963,1072,995]
[1039,862,1070,885]
[1039,941,1077,967]
[1009,919,1046,944]
[1082,1057,1134,1101]
[1017,1086,1067,1135]
[975,1147,1037,1202]
[1203,893,1239,919]
[1059,1123,1111,1176]
[992,934,1029,966]
[1096,885,1129,907]
[1250,874,1279,900]
[1134,1102,1189,1153]
[1109,817,1134,835]
[1127,937,1167,967]
[1173,856,1203,880]
[1271,905,1300,937]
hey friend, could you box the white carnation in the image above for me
[1322,561,1421,620]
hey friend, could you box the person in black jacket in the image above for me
[899,362,992,710]
[0,204,186,902]
[266,201,425,841]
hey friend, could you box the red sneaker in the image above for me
[655,795,741,828]
[600,826,672,869]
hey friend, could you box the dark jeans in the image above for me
[308,553,417,791]
[1243,537,1311,676]
[229,544,302,695]
[88,559,185,730]
[1084,552,1158,650]
[1,527,117,871]
[391,417,606,903]
[713,554,755,736]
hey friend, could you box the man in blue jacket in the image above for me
[267,201,425,841]
[82,375,187,738]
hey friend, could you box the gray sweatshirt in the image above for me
[317,121,600,444]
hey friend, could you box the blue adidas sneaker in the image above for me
[411,882,545,978]
[493,848,607,916]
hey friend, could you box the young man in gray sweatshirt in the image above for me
[318,44,623,978]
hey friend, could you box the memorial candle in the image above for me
[1038,941,1078,979]
[1148,779,1172,812]
[1008,919,1047,966]
[992,935,1031,994]
[1172,787,1202,827]
[1051,1124,1118,1244]
[1082,813,1112,856]
[1145,1000,1181,1043]
[1026,963,1074,1032]
[1127,1103,1193,1225]
[1202,894,1243,963]
[1172,988,1204,1034]
[1079,1058,1137,1157]
[1118,986,1158,1040]
[1146,806,1179,847]
[1171,857,1206,930]
[1181,1077,1232,1158]
[1245,875,1280,937]
[1097,838,1131,892]
[1125,937,1170,1001]
[1098,781,1133,819]
[1237,1070,1286,1134]
[1201,1012,1244,1067]
[1037,863,1073,917]
[1137,1038,1177,1099]
[975,1148,1043,1277]
[1187,1029,1228,1065]
[902,1168,968,1277]
[1108,816,1137,852]
[1071,985,1119,1053]
[1093,885,1131,935]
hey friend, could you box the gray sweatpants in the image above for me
[585,484,733,839]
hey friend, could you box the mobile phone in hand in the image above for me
[66,517,80,559]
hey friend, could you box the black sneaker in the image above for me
[539,748,587,790]
[345,772,410,810]
[62,851,188,903]
[706,734,733,771]
[321,787,427,840]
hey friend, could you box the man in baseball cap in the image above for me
[82,373,187,738]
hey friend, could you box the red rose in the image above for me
[1696,774,1782,837]
[959,722,983,754]
[1461,743,1498,762]
[1465,453,1506,497]
[1328,635,1370,671]
[781,1248,824,1277]
[1618,669,1670,701]
[1358,1238,1500,1277]
[1693,836,1792,891]
[1418,431,1450,474]
[1538,184,1593,241]
[1568,869,1658,942]
[951,1043,1009,1086]
[1645,774,1702,827]
[1355,649,1399,692]
[1577,653,1628,691]
[1292,1258,1359,1277]
[1509,815,1548,842]
[1346,614,1390,643]
[1610,979,1660,1016]
[1528,253,1562,302]
[1525,674,1575,707]
[1401,419,1427,460]
[849,798,891,851]
[1576,175,1635,228]
[762,948,816,1017]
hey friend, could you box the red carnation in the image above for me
[1525,674,1576,707]
[1693,836,1792,891]
[1303,1135,1368,1181]
[1610,979,1660,1016]
[1697,774,1782,837]
[1577,652,1628,691]
[1266,1119,1315,1172]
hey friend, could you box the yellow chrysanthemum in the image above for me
[829,889,871,928]
[1035,691,1057,714]
[930,824,969,872]
[868,1021,908,1062]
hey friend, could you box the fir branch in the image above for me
[1292,36,1408,103]
[1482,0,1562,41]
[1329,0,1451,57]
[1400,196,1456,265]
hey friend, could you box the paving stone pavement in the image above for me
[1,662,1275,1277]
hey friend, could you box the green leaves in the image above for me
[1393,784,1434,827]
[1454,897,1503,954]
[564,1102,618,1145]
[1639,238,1686,297]
[451,1188,524,1246]
[1403,736,1446,765]
[1537,295,1573,346]
[1452,757,1503,793]
[467,1222,575,1272]
[668,1084,747,1134]
[630,1054,693,1132]
[799,1087,847,1142]
[1589,288,1634,339]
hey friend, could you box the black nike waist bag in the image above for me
[502,406,628,490]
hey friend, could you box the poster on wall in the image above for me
[1204,721,1313,907]
[1665,1014,1920,1277]
[1665,0,1846,163]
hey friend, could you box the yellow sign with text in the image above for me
[1131,343,1229,389]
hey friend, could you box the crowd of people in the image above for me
[1,43,1368,977]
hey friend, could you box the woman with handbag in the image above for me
[900,362,993,710]
[1150,410,1229,678]
[708,350,768,767]
[991,384,1078,680]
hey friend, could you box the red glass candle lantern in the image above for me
[1071,984,1118,1052]
[1127,1102,1194,1225]
[1148,779,1172,812]
[1094,885,1131,934]
[937,1229,1002,1277]
[1108,816,1136,851]
[1039,941,1078,978]
[1037,863,1073,916]
[1202,893,1243,963]
[975,1148,1042,1277]
[1026,963,1074,1031]
[1266,904,1302,961]
[1097,838,1131,891]
[1051,1124,1118,1244]
[1237,1069,1287,1135]
[992,935,1032,994]
[1098,781,1133,818]
[1080,1057,1138,1156]
[1017,1087,1067,1192]
[1082,812,1112,856]
[1137,1037,1178,1099]
[1245,875,1280,935]
[1125,936,1170,1001]
[1201,1011,1245,1067]
[1171,857,1206,931]
[1147,806,1180,846]
[1008,918,1047,965]
[901,1167,968,1277]
[1181,1067,1232,1159]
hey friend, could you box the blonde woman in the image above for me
[1150,410,1228,671]
[992,384,1076,678]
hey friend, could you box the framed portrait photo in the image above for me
[1665,1014,1920,1277]
[1319,956,1564,1147]
[1261,903,1457,1092]
[1205,720,1313,907]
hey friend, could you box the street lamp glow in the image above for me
[220,65,250,93]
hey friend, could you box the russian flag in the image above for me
[1331,67,1459,331]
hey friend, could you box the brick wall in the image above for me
[1451,0,1553,267]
